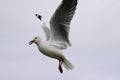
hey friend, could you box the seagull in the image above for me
[29,0,78,73]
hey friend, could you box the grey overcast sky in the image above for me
[0,0,120,80]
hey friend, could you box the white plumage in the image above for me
[29,0,78,73]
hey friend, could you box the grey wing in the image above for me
[49,0,78,49]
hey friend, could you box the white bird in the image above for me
[29,0,78,73]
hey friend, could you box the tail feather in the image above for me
[63,58,74,70]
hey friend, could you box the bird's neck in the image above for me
[36,40,48,52]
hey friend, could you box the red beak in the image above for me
[29,40,35,45]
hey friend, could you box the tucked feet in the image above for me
[58,60,63,73]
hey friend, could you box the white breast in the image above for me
[37,40,65,60]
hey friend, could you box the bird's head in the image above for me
[29,36,41,45]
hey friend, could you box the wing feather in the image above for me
[49,0,78,49]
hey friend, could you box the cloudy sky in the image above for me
[0,0,120,80]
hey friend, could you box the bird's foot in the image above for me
[58,60,63,73]
[59,65,63,73]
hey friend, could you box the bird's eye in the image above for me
[35,37,37,39]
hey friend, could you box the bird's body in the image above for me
[36,38,64,60]
[29,0,78,73]
[29,37,74,73]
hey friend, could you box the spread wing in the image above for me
[49,0,78,49]
[36,14,50,40]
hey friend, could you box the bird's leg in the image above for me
[58,59,63,73]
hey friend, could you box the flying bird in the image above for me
[29,0,78,73]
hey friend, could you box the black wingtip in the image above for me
[35,14,42,20]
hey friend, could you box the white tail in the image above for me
[63,58,74,70]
